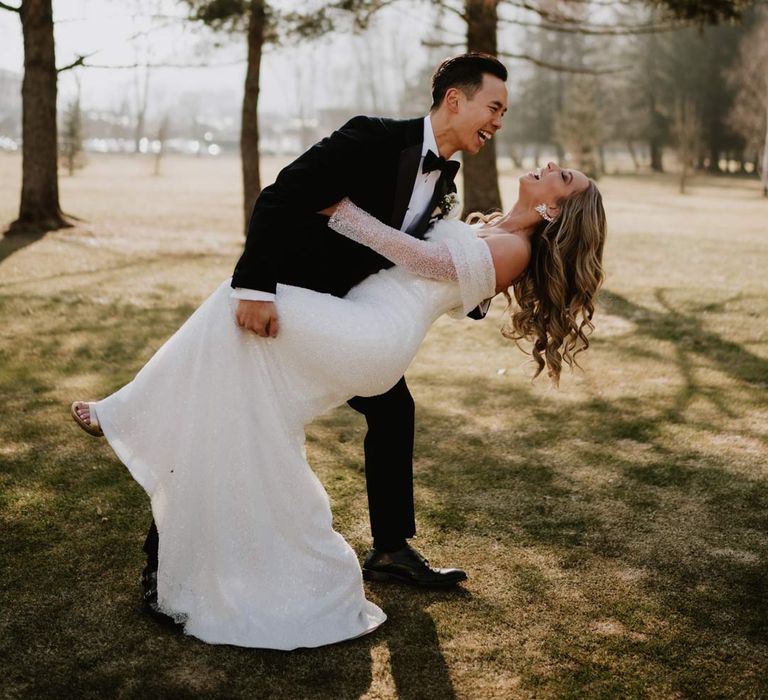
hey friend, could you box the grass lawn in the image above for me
[1,152,767,699]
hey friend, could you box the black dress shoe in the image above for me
[362,544,467,588]
[141,565,184,630]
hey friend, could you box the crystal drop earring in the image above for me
[535,203,555,223]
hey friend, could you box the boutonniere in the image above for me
[430,192,460,221]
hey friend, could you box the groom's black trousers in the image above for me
[347,376,416,547]
[143,376,416,567]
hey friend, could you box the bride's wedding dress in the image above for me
[92,210,496,650]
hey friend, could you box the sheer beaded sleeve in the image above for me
[327,198,496,316]
[328,198,458,280]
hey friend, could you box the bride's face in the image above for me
[519,162,589,205]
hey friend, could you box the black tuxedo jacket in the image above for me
[231,116,457,299]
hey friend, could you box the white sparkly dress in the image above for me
[93,202,496,650]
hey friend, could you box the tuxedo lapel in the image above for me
[410,174,457,238]
[390,142,422,229]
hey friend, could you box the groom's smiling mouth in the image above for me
[478,129,493,145]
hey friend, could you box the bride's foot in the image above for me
[70,401,104,437]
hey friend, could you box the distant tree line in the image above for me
[1,0,764,237]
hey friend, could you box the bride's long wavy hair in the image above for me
[467,180,606,386]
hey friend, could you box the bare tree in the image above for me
[152,113,171,176]
[132,60,152,153]
[462,0,502,215]
[61,75,83,177]
[727,7,768,196]
[241,1,265,229]
[555,75,601,179]
[672,96,700,193]
[2,0,71,234]
[184,0,273,231]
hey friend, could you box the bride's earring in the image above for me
[535,203,555,223]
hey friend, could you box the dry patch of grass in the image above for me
[1,153,767,699]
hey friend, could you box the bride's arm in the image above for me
[324,198,460,281]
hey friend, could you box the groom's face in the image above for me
[452,74,508,155]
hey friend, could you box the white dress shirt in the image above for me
[232,116,459,302]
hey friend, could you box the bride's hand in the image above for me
[318,201,342,217]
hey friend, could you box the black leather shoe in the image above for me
[141,565,184,630]
[362,544,467,588]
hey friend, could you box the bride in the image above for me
[71,162,606,650]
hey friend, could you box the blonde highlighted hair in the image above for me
[469,180,606,385]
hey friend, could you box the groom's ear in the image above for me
[444,87,463,113]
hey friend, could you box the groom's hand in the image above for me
[236,300,279,338]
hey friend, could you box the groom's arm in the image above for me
[232,116,393,295]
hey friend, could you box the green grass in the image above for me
[1,153,767,698]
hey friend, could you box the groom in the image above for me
[142,52,507,619]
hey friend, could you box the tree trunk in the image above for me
[626,141,640,171]
[708,143,721,173]
[761,100,768,198]
[679,154,687,194]
[133,63,151,154]
[240,0,264,234]
[7,0,70,235]
[650,139,664,173]
[645,25,665,175]
[462,0,502,216]
[649,87,664,172]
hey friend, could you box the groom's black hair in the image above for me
[430,52,508,110]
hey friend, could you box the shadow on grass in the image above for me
[373,585,465,700]
[602,289,768,391]
[1,288,767,697]
[0,296,461,699]
[408,378,767,696]
[0,229,47,266]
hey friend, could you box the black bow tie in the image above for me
[422,150,460,181]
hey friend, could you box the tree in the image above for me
[727,7,768,195]
[241,1,265,230]
[555,75,601,179]
[186,0,310,230]
[1,0,71,235]
[672,97,701,193]
[152,113,171,176]
[463,0,502,214]
[60,77,83,177]
[650,0,752,23]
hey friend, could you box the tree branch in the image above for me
[501,0,621,25]
[421,39,625,73]
[499,50,629,75]
[0,1,21,12]
[422,38,464,50]
[497,16,692,35]
[77,59,248,70]
[57,53,98,73]
[430,0,467,21]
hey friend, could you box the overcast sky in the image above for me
[0,0,472,119]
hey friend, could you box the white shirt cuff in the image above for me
[230,288,276,302]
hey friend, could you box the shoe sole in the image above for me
[363,567,466,588]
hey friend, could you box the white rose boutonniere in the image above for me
[430,192,461,222]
